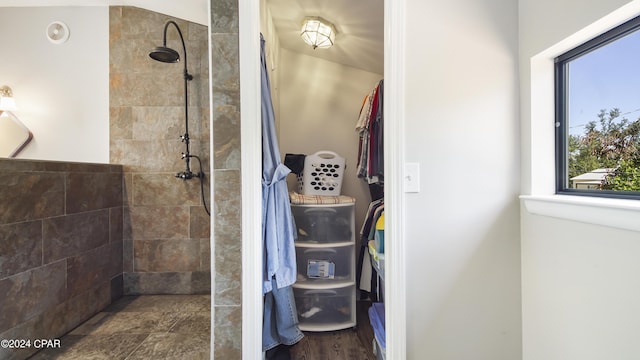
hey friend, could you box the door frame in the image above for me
[237,0,406,358]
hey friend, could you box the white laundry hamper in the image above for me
[297,151,345,196]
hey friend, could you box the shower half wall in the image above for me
[109,6,211,295]
[0,159,124,360]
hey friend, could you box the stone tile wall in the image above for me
[210,0,243,357]
[0,159,123,360]
[109,6,211,295]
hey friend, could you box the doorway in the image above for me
[237,0,406,358]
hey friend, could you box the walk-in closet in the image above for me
[260,0,385,358]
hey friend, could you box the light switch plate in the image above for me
[404,163,420,193]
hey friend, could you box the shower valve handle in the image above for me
[176,171,196,180]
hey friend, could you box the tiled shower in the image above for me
[0,3,244,358]
[109,7,211,295]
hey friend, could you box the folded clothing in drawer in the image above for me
[289,192,355,205]
[295,244,355,282]
[291,203,354,243]
[294,286,354,326]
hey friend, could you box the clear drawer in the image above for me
[295,243,355,284]
[293,284,356,331]
[291,203,354,243]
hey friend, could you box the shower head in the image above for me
[149,46,180,63]
[148,20,187,66]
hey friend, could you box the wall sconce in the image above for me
[0,85,33,157]
[0,85,17,112]
[300,16,336,49]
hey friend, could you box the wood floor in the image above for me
[289,300,376,360]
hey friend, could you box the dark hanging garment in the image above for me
[284,153,306,175]
[374,80,384,180]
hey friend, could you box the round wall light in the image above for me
[46,21,70,44]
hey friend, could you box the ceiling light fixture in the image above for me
[300,16,336,49]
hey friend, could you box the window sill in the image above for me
[520,194,640,232]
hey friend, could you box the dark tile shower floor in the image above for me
[28,295,210,360]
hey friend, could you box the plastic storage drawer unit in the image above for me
[293,284,356,331]
[290,196,356,332]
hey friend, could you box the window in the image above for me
[555,15,640,199]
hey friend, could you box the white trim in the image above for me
[384,0,407,358]
[521,195,640,232]
[239,0,263,359]
[240,0,408,358]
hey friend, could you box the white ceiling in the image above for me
[0,0,383,73]
[0,0,208,25]
[266,0,384,75]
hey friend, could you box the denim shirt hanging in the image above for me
[260,33,298,293]
[260,33,304,352]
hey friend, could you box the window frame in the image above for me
[555,14,640,200]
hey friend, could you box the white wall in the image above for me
[521,208,640,359]
[0,6,109,162]
[0,1,205,163]
[519,1,640,359]
[0,0,207,25]
[403,0,521,358]
[276,48,382,232]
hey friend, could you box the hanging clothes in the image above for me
[356,199,384,294]
[260,33,304,352]
[356,79,384,184]
[355,81,385,297]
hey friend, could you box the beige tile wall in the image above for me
[211,0,243,357]
[109,6,212,295]
[0,159,123,360]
